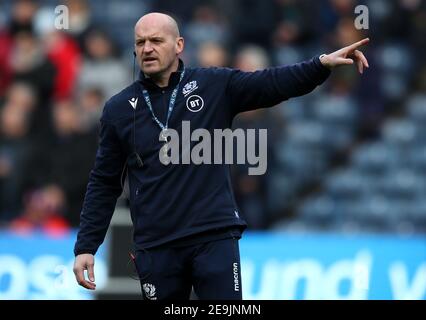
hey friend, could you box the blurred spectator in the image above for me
[0,31,13,97]
[78,29,129,99]
[7,30,57,139]
[1,81,37,113]
[318,0,356,35]
[8,0,37,34]
[234,45,270,71]
[45,31,81,101]
[231,45,282,229]
[185,5,229,46]
[271,0,321,65]
[273,0,317,45]
[34,7,82,101]
[78,87,105,133]
[9,184,70,237]
[0,0,38,96]
[183,5,230,65]
[196,41,229,67]
[63,0,98,54]
[383,0,424,45]
[18,100,98,227]
[10,30,56,101]
[0,97,32,222]
[333,17,364,48]
[230,0,280,48]
[152,0,203,22]
[45,101,98,226]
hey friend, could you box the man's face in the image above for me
[134,23,183,77]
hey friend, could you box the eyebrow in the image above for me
[135,34,165,41]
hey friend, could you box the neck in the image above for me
[146,59,179,88]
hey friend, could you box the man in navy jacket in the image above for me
[73,12,369,300]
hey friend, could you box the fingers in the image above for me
[75,269,96,290]
[356,56,363,74]
[87,262,95,283]
[74,267,96,290]
[338,58,354,65]
[81,280,96,290]
[347,38,370,51]
[73,257,96,290]
[353,50,363,74]
[328,38,369,71]
[350,50,369,74]
[354,50,369,68]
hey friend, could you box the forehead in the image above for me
[134,20,172,39]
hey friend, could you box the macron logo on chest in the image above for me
[128,97,138,109]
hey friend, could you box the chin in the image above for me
[142,66,161,77]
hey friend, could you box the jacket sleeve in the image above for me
[226,55,331,115]
[74,101,126,256]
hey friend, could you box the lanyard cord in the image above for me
[141,69,185,131]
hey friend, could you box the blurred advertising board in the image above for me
[0,231,107,300]
[0,231,425,300]
[240,233,426,300]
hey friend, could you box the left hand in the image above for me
[320,38,370,74]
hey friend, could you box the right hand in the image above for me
[73,254,96,290]
[319,38,370,74]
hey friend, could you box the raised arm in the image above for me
[227,38,369,115]
[227,55,330,114]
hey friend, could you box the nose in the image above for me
[143,41,154,53]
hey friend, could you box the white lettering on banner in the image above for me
[242,260,280,300]
[279,259,323,299]
[54,264,69,290]
[29,255,65,297]
[30,256,95,299]
[323,251,372,300]
[0,255,107,299]
[242,251,373,300]
[0,255,27,299]
[389,262,426,300]
[1,251,424,299]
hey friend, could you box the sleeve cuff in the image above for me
[74,248,97,256]
[312,55,332,82]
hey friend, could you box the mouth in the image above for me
[142,57,158,64]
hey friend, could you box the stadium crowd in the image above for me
[0,0,424,235]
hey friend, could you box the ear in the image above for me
[176,37,184,55]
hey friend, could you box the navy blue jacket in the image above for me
[74,56,330,255]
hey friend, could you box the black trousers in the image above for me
[134,237,242,300]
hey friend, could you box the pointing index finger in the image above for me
[347,38,370,51]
